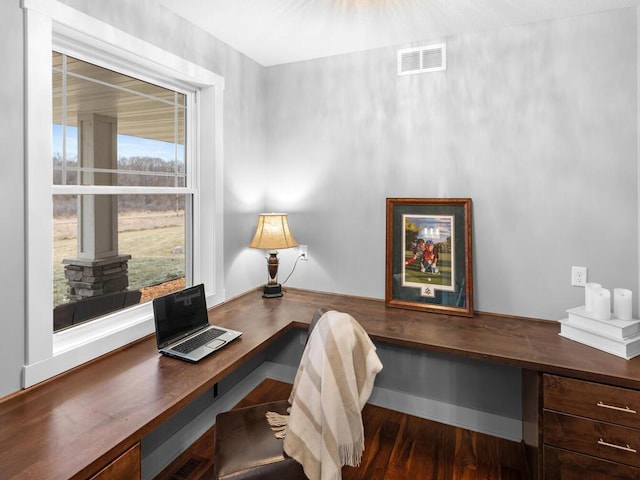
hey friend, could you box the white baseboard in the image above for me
[141,361,520,479]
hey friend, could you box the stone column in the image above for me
[63,113,131,300]
[63,254,132,301]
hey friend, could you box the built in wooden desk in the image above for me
[3,288,640,479]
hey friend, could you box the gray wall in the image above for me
[267,8,638,321]
[0,0,638,411]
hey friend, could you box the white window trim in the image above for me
[22,0,225,388]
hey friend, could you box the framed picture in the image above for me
[385,198,473,317]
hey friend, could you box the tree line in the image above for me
[53,155,186,217]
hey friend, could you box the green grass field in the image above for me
[53,224,184,306]
[404,251,452,287]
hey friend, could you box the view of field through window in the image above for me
[52,52,189,331]
[52,195,187,304]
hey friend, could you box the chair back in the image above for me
[306,307,327,343]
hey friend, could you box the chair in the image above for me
[212,308,325,480]
[212,308,382,480]
[213,398,306,479]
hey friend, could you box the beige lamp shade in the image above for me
[249,213,298,250]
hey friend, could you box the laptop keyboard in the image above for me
[172,327,226,353]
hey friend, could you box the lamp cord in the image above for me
[280,253,304,285]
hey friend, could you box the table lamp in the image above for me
[249,213,298,298]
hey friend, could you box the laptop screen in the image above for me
[153,284,209,348]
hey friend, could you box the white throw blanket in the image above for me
[267,310,383,480]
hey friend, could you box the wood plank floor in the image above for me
[155,378,528,480]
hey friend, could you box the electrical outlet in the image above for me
[299,245,308,261]
[571,266,587,287]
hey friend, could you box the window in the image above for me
[23,0,225,387]
[52,52,190,332]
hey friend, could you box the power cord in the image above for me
[281,253,305,285]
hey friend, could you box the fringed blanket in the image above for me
[266,310,383,480]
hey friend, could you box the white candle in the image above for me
[614,288,633,321]
[593,288,611,320]
[585,283,601,312]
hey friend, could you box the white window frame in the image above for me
[22,0,225,388]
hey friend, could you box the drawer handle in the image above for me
[597,401,637,414]
[598,438,637,453]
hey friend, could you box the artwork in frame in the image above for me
[385,198,473,317]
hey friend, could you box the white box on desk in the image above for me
[566,306,640,339]
[559,319,640,360]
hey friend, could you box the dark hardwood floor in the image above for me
[155,378,528,480]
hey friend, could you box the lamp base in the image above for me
[262,283,283,298]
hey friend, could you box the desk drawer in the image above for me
[89,443,141,480]
[544,374,640,429]
[544,411,640,467]
[544,446,640,480]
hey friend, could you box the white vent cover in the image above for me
[397,43,446,76]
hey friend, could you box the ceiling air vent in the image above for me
[398,43,446,76]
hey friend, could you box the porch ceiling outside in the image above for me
[52,52,185,145]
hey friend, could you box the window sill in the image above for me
[24,304,156,388]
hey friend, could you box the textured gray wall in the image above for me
[266,8,638,321]
[0,1,638,405]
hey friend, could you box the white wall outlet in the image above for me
[571,266,587,287]
[299,245,308,261]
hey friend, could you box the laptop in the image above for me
[152,284,242,362]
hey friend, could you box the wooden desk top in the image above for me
[3,288,640,479]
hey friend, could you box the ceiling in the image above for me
[157,0,640,66]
